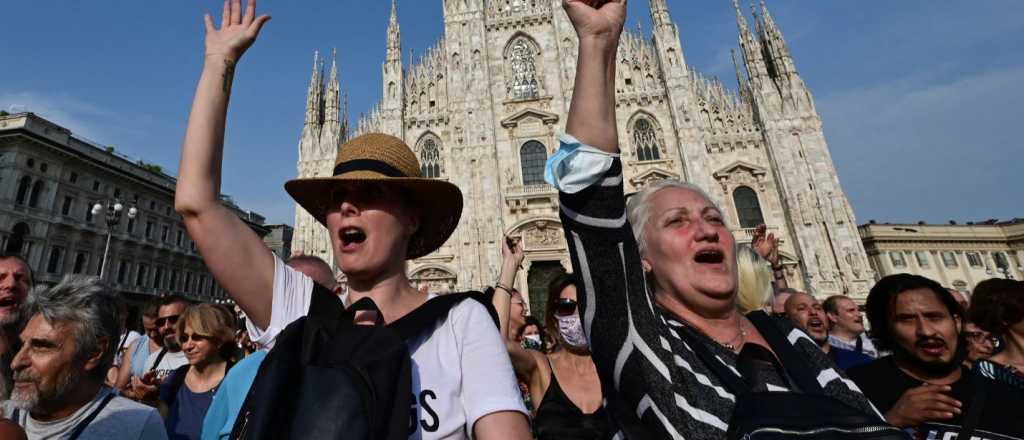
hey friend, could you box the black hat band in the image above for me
[333,159,406,178]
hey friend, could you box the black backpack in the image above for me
[230,285,487,440]
[685,311,909,440]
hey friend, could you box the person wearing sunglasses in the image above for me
[493,238,609,439]
[130,296,191,406]
[160,303,237,440]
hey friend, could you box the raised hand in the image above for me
[751,224,780,267]
[502,235,526,269]
[204,0,271,62]
[563,0,626,41]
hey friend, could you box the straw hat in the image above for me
[284,133,463,260]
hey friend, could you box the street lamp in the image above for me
[92,200,138,280]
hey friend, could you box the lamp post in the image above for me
[91,200,138,280]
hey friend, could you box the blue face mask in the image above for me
[544,134,619,194]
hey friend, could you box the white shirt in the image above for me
[247,256,527,440]
[143,349,188,382]
[115,330,142,366]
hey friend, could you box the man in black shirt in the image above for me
[848,274,1024,440]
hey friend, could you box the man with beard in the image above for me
[848,274,1024,439]
[0,275,166,439]
[0,253,32,400]
[131,295,190,405]
[785,292,873,371]
[824,294,881,358]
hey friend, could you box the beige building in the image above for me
[293,0,875,315]
[0,112,267,302]
[859,220,1024,293]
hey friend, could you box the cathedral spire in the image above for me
[733,0,767,83]
[387,0,401,62]
[324,48,340,126]
[649,0,671,29]
[304,50,323,127]
[758,0,796,77]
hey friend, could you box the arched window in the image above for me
[520,141,547,186]
[15,176,31,205]
[633,118,661,161]
[733,186,764,229]
[507,38,540,100]
[419,138,442,178]
[28,180,44,208]
[5,223,30,254]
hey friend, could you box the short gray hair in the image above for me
[21,275,122,379]
[625,179,723,255]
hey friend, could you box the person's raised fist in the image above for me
[563,0,627,42]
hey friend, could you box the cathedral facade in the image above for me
[292,0,875,312]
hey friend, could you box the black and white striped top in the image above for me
[557,158,881,439]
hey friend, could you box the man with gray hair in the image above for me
[0,275,167,439]
[0,252,33,400]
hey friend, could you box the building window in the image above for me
[92,180,101,192]
[915,251,930,268]
[994,252,1010,270]
[27,158,35,168]
[506,38,541,100]
[890,251,907,268]
[46,246,64,274]
[127,217,136,234]
[69,172,78,184]
[161,226,169,243]
[15,177,31,205]
[153,267,163,289]
[117,261,129,284]
[520,141,547,186]
[419,138,442,178]
[966,252,983,268]
[633,118,661,161]
[72,253,88,274]
[85,202,96,223]
[61,196,74,216]
[40,163,48,173]
[28,181,44,208]
[176,230,184,247]
[941,251,958,269]
[145,221,154,239]
[733,186,765,229]
[136,264,149,287]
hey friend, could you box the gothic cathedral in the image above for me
[292,0,875,309]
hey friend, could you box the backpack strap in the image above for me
[308,283,346,321]
[388,292,478,340]
[746,311,825,395]
[148,347,168,372]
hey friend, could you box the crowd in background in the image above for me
[0,1,1022,439]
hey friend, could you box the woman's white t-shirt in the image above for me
[246,256,527,440]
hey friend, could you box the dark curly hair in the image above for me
[969,278,1024,334]
[866,274,963,351]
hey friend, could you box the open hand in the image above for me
[563,0,626,42]
[204,0,271,61]
[751,224,780,266]
[884,384,962,428]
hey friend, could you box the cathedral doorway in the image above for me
[526,260,566,323]
[5,222,29,254]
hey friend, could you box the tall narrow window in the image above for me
[915,251,930,268]
[46,247,64,274]
[72,253,88,274]
[28,180,44,208]
[633,118,661,161]
[61,196,74,216]
[733,186,764,229]
[890,252,907,268]
[15,177,31,205]
[520,141,547,186]
[420,138,442,178]
[507,38,540,100]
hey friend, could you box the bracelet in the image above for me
[771,265,783,271]
[494,284,514,296]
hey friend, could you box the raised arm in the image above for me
[492,236,524,341]
[564,0,625,152]
[175,0,274,328]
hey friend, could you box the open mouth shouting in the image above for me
[693,247,727,270]
[339,226,367,253]
[806,317,826,334]
[916,337,948,358]
[0,295,19,312]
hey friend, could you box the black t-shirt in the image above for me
[848,356,1024,440]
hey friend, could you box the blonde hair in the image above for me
[176,303,236,357]
[736,245,773,313]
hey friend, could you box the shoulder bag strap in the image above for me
[958,372,989,440]
[164,364,192,409]
[148,347,168,372]
[746,311,825,395]
[68,391,117,440]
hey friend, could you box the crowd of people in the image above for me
[0,1,1021,439]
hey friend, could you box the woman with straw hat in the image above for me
[173,1,531,438]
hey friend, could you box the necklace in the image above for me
[720,318,747,351]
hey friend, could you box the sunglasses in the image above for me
[156,315,180,327]
[963,331,998,346]
[180,333,212,344]
[554,298,578,317]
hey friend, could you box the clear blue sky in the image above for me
[2,1,1021,225]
